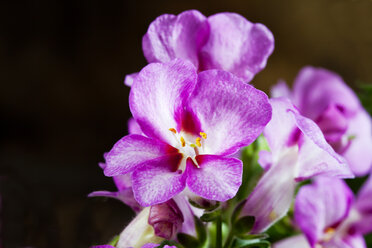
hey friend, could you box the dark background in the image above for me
[1,0,372,247]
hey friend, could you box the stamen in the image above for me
[169,128,177,134]
[195,137,202,147]
[190,144,196,148]
[200,132,207,139]
[180,136,186,147]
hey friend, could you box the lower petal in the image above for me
[186,155,243,201]
[132,154,186,206]
[242,147,298,233]
[273,235,310,248]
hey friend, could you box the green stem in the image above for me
[216,215,222,248]
[223,230,234,248]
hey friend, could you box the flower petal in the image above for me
[104,134,178,177]
[188,70,271,156]
[142,10,208,68]
[131,154,186,206]
[294,177,354,247]
[128,117,143,135]
[274,235,310,248]
[88,188,141,212]
[199,13,274,82]
[270,80,292,99]
[129,59,198,145]
[342,110,372,176]
[242,146,298,233]
[293,66,361,120]
[124,72,138,87]
[290,109,354,180]
[186,155,243,201]
[353,174,372,234]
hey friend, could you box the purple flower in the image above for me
[275,175,372,248]
[105,59,272,206]
[271,66,372,176]
[242,98,353,233]
[125,10,274,86]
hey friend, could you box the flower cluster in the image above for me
[90,9,372,248]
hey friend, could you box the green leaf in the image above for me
[232,238,271,248]
[233,216,255,235]
[200,208,222,222]
[108,235,119,246]
[194,215,207,244]
[188,198,220,211]
[231,200,247,224]
[177,233,200,248]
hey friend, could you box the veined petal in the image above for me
[142,10,208,68]
[242,146,298,233]
[274,235,310,248]
[342,110,372,176]
[188,70,271,156]
[186,155,243,201]
[289,109,353,180]
[131,154,186,206]
[124,72,138,87]
[199,13,274,82]
[104,134,178,176]
[293,66,361,120]
[294,177,354,247]
[129,59,198,145]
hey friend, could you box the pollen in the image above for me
[269,211,277,221]
[180,136,186,147]
[195,137,202,147]
[200,132,207,139]
[169,128,177,134]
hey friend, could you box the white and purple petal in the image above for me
[186,155,243,201]
[274,235,310,248]
[129,59,198,145]
[242,146,298,233]
[131,154,186,206]
[104,134,178,177]
[188,70,272,156]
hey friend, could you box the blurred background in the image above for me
[1,0,372,247]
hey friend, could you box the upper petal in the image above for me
[342,110,372,176]
[290,109,354,180]
[186,155,243,201]
[293,66,361,120]
[104,134,178,176]
[188,70,272,156]
[142,10,208,68]
[129,59,198,145]
[199,13,274,82]
[131,154,186,206]
[128,117,143,135]
[294,177,354,247]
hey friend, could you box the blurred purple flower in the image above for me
[271,67,372,176]
[104,59,271,206]
[242,98,353,233]
[125,10,274,86]
[275,175,372,248]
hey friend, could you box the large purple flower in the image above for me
[272,67,372,176]
[275,175,372,248]
[125,10,274,85]
[242,98,353,233]
[105,59,272,206]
